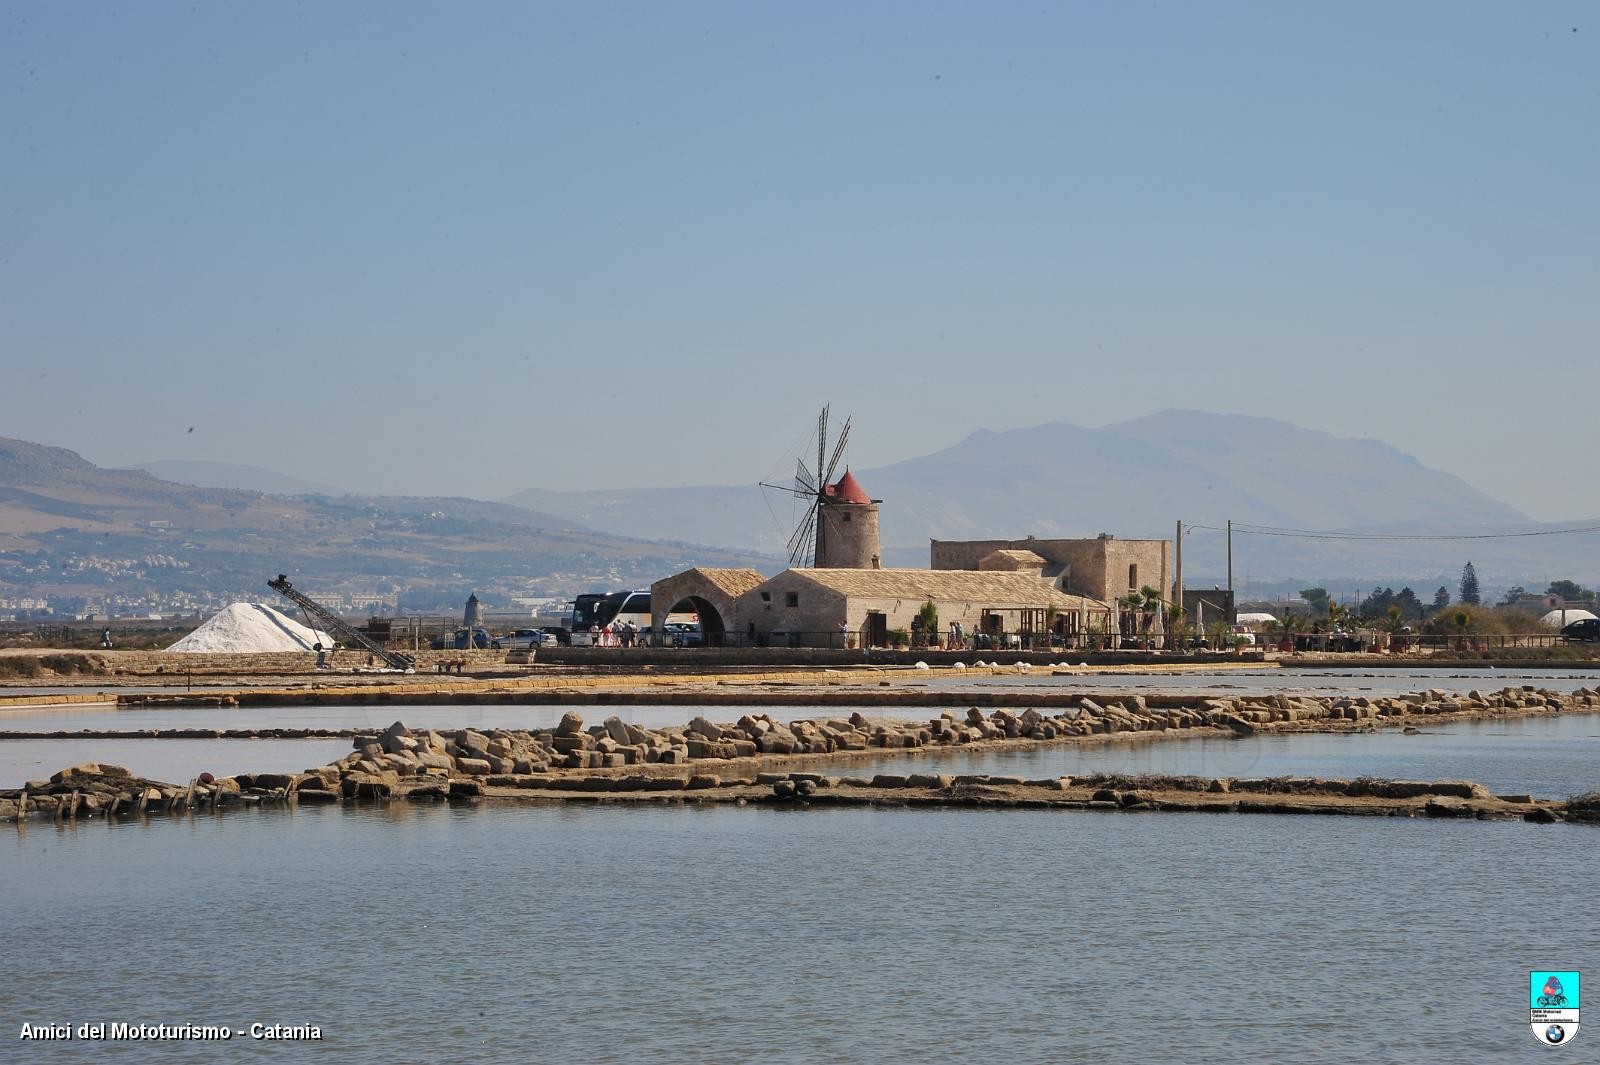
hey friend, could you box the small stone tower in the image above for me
[815,470,882,569]
[463,593,483,629]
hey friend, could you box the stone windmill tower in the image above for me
[816,469,881,569]
[760,406,883,570]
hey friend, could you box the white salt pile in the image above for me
[167,603,332,654]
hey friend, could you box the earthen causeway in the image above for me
[4,684,1597,826]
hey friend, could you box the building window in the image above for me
[760,592,771,603]
[843,513,852,522]
[1128,563,1138,590]
[786,592,799,608]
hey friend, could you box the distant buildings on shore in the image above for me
[651,469,1173,648]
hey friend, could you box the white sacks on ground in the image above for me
[167,603,333,653]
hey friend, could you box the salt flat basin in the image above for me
[2,709,1596,800]
[784,712,1600,800]
[0,738,352,789]
[0,702,857,735]
[3,802,1596,1064]
[3,665,1598,733]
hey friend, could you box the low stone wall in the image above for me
[1,761,1575,825]
[535,647,1267,669]
[0,692,114,708]
[100,648,503,675]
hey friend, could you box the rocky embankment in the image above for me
[3,758,1590,825]
[4,685,1598,825]
[0,763,243,821]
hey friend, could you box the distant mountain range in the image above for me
[8,411,1595,617]
[507,411,1595,586]
[124,460,352,497]
[0,437,773,614]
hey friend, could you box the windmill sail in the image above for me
[758,404,853,568]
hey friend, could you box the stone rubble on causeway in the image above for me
[4,684,1597,825]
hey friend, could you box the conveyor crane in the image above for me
[267,574,415,672]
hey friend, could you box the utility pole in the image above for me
[1175,519,1184,622]
[1226,519,1233,612]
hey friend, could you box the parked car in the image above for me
[1561,618,1600,642]
[538,626,572,646]
[496,628,556,650]
[666,622,703,647]
[429,627,492,650]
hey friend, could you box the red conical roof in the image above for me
[824,469,873,505]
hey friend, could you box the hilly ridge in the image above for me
[125,460,352,498]
[510,411,1529,547]
[6,410,1591,615]
[0,437,775,613]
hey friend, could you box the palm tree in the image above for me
[1165,603,1189,651]
[1118,593,1143,647]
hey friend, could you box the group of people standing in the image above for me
[587,620,642,647]
[946,621,966,650]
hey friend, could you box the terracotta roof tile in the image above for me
[672,568,767,598]
[823,470,873,505]
[778,569,1106,610]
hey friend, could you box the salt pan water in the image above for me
[4,801,1594,1064]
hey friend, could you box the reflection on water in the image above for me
[3,802,1594,1064]
[825,713,1600,798]
[4,667,1597,737]
[0,701,798,735]
[0,738,353,786]
[3,702,1598,798]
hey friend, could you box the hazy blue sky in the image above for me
[4,3,1595,518]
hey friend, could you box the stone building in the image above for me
[1182,587,1235,627]
[734,568,1108,649]
[930,533,1170,606]
[648,459,1170,649]
[814,470,881,569]
[649,567,766,646]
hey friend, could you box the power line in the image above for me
[1184,522,1600,542]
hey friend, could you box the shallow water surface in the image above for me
[0,738,352,787]
[4,707,1598,799]
[827,712,1600,798]
[3,802,1593,1064]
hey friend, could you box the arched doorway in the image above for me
[650,568,765,649]
[666,595,727,647]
